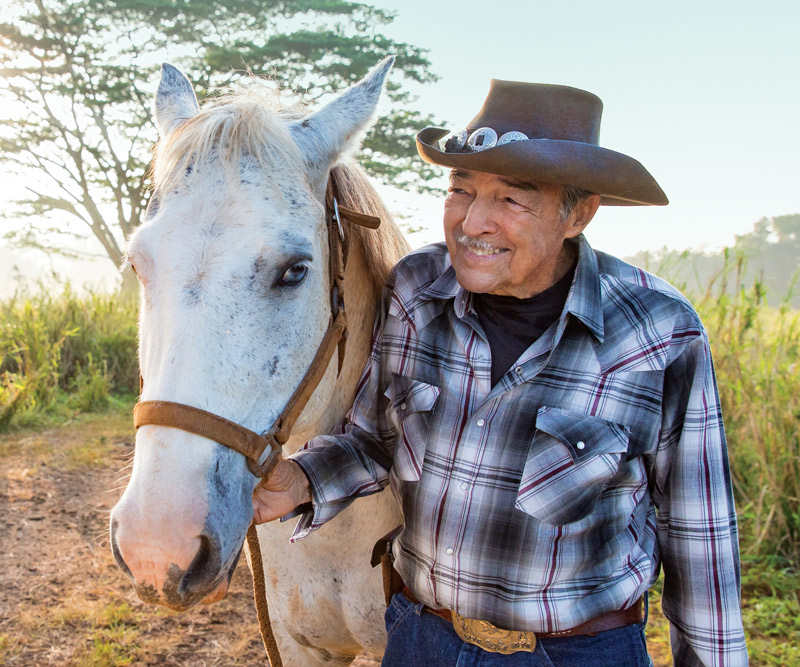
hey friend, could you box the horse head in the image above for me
[110,58,395,611]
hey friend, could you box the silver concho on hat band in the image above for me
[443,128,529,153]
[467,127,498,151]
[497,131,529,145]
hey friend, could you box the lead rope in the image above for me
[247,524,283,667]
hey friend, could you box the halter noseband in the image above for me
[132,176,381,478]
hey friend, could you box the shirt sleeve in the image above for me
[286,306,398,542]
[653,334,749,666]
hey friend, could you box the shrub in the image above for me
[0,286,138,430]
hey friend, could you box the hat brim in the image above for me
[416,127,668,206]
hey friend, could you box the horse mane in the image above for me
[329,161,409,289]
[150,85,409,293]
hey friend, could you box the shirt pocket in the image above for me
[385,374,440,482]
[515,406,631,525]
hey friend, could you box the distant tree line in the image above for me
[626,213,800,308]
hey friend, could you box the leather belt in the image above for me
[401,585,643,654]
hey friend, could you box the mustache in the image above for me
[456,234,507,251]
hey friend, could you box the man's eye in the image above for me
[278,263,308,287]
[504,197,520,205]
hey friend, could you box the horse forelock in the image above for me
[150,87,307,198]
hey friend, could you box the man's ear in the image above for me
[564,194,601,239]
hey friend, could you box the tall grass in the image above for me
[0,286,138,429]
[691,259,800,565]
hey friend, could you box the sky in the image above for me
[1,0,798,293]
[367,0,800,255]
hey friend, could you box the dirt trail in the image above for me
[0,412,378,666]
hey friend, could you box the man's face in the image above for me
[443,169,596,298]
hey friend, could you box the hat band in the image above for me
[444,127,529,153]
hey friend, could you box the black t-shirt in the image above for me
[472,265,575,386]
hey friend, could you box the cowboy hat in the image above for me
[416,80,668,206]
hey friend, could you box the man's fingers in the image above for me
[251,461,311,524]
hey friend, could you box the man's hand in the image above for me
[252,460,312,524]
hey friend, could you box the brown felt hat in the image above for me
[416,80,668,206]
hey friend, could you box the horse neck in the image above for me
[286,236,379,452]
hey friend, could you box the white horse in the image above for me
[110,58,408,665]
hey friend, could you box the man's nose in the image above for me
[461,195,498,237]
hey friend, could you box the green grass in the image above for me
[73,602,142,667]
[0,285,138,432]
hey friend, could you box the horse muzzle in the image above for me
[110,513,240,611]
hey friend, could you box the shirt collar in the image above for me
[564,234,605,343]
[409,235,605,342]
[406,255,466,332]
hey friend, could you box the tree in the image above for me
[626,213,800,307]
[0,0,441,290]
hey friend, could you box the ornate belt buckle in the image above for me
[451,610,536,654]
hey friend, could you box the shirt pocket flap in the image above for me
[385,374,440,482]
[385,374,440,415]
[535,406,630,462]
[516,407,630,525]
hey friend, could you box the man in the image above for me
[253,81,748,666]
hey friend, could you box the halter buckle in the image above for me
[332,197,345,243]
[250,428,283,478]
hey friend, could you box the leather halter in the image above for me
[133,177,381,478]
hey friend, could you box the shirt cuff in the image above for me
[284,496,357,542]
[285,450,355,541]
[287,442,386,541]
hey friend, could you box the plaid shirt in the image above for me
[290,236,748,666]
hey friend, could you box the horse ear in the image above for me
[290,56,395,186]
[154,63,200,138]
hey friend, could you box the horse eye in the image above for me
[278,263,308,287]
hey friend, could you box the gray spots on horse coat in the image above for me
[262,355,279,377]
[249,256,270,295]
[184,280,202,306]
[212,460,225,498]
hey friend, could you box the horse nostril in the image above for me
[179,534,222,596]
[110,519,133,579]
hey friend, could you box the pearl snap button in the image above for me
[460,482,469,490]
[445,547,454,555]
[400,402,406,410]
[576,441,586,450]
[515,366,523,374]
[476,418,485,427]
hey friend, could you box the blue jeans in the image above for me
[382,592,653,667]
